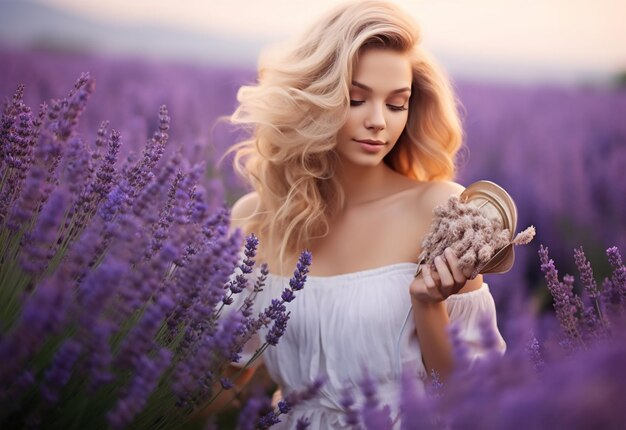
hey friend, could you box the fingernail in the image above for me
[435,256,442,264]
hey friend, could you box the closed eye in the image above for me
[350,100,365,106]
[387,104,408,111]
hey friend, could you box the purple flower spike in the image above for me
[340,386,359,426]
[266,311,290,346]
[277,399,291,414]
[478,313,503,361]
[7,164,46,231]
[539,245,582,346]
[574,246,600,300]
[399,368,435,430]
[448,322,471,370]
[20,189,66,276]
[281,288,296,303]
[295,417,311,429]
[525,336,544,373]
[115,294,175,370]
[40,339,82,405]
[106,348,171,430]
[237,394,272,430]
[257,410,281,429]
[219,377,234,390]
[606,247,626,300]
[358,372,393,430]
[289,250,312,291]
[98,180,130,223]
[85,319,115,392]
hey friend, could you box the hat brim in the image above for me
[460,181,518,275]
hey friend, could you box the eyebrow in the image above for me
[351,80,411,94]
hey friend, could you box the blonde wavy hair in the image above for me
[229,0,463,267]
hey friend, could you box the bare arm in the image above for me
[410,267,483,380]
[408,181,484,380]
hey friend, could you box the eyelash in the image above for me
[349,100,408,111]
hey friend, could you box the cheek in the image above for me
[338,114,359,139]
[389,113,409,136]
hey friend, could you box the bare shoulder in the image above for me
[418,180,465,213]
[230,191,259,231]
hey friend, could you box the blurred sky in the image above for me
[13,0,626,84]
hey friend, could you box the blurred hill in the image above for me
[0,1,622,86]
[0,1,264,67]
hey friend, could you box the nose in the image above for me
[364,103,385,131]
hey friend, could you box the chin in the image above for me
[341,154,386,168]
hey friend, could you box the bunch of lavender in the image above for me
[419,195,536,278]
[342,245,626,430]
[0,75,311,429]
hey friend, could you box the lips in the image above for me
[354,139,385,146]
[354,139,386,154]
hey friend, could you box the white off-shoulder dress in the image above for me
[232,262,506,429]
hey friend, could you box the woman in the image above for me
[227,1,506,427]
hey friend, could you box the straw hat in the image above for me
[460,180,518,274]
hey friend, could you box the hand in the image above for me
[409,248,472,302]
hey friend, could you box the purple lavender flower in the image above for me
[106,348,171,430]
[124,106,170,198]
[340,386,359,427]
[539,245,583,347]
[295,417,311,429]
[20,189,66,277]
[54,73,94,141]
[257,410,281,429]
[92,129,121,200]
[64,136,91,197]
[358,372,393,430]
[574,246,600,299]
[115,294,174,370]
[145,171,184,259]
[223,233,258,298]
[399,369,435,430]
[219,377,234,390]
[606,246,626,302]
[265,310,290,347]
[98,179,130,223]
[84,319,115,392]
[289,250,312,291]
[525,336,544,373]
[281,288,296,303]
[237,394,273,430]
[78,256,127,320]
[448,321,471,370]
[6,164,46,231]
[0,273,73,390]
[270,377,326,426]
[40,339,82,404]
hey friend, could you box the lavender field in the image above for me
[4,46,624,298]
[2,45,626,429]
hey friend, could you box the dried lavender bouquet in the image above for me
[417,183,535,279]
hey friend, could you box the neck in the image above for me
[335,158,397,207]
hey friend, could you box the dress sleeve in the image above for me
[444,283,506,365]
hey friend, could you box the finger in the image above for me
[409,277,433,302]
[422,264,443,301]
[444,248,470,283]
[434,255,453,297]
